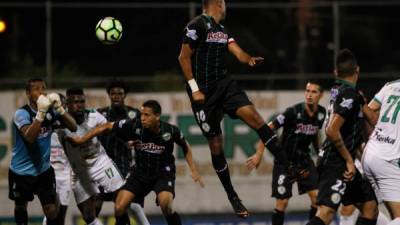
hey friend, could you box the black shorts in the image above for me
[122,170,176,202]
[187,77,252,137]
[271,162,318,199]
[316,165,376,210]
[8,167,57,205]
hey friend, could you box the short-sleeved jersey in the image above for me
[182,14,235,91]
[319,79,364,167]
[50,132,70,170]
[113,119,185,177]
[272,103,326,166]
[10,105,59,176]
[365,80,400,160]
[59,110,108,173]
[97,105,140,177]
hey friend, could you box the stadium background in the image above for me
[0,0,398,224]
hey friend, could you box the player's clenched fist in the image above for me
[48,93,65,115]
[36,94,51,122]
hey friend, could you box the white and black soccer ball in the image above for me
[95,17,123,44]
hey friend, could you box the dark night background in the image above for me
[0,0,400,96]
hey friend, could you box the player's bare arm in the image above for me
[176,138,205,188]
[65,122,114,145]
[326,113,355,181]
[228,42,264,66]
[247,122,276,170]
[60,112,77,132]
[178,43,205,104]
[362,99,381,126]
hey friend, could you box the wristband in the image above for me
[35,111,46,122]
[188,79,199,93]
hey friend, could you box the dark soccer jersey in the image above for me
[97,105,140,177]
[112,119,185,177]
[182,14,235,91]
[272,103,326,166]
[319,79,364,167]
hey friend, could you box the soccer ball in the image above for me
[95,17,123,44]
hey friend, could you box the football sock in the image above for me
[14,206,28,225]
[165,212,182,225]
[307,216,326,225]
[309,206,318,220]
[211,152,235,197]
[272,208,285,225]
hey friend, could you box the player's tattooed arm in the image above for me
[65,122,114,146]
[326,113,355,181]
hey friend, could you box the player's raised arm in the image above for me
[65,122,114,146]
[228,42,264,66]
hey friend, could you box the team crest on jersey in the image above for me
[128,110,137,119]
[277,186,286,194]
[331,193,341,204]
[206,22,211,29]
[340,98,353,109]
[135,128,141,135]
[318,112,325,121]
[186,28,198,40]
[162,132,171,141]
[297,113,301,119]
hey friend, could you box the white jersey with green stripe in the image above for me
[366,80,400,160]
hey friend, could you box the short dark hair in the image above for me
[25,78,45,91]
[106,79,129,94]
[306,79,323,92]
[335,49,358,78]
[202,0,220,7]
[66,87,84,97]
[142,100,161,115]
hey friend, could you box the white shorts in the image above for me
[72,154,124,204]
[362,148,400,202]
[53,163,72,206]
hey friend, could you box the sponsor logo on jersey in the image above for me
[136,142,166,154]
[294,123,319,135]
[340,98,353,109]
[206,31,228,44]
[186,28,198,40]
[118,119,126,128]
[276,114,285,125]
[373,130,395,144]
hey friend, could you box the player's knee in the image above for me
[360,201,378,219]
[276,199,289,210]
[340,205,356,216]
[42,204,58,220]
[158,199,173,215]
[114,202,127,217]
[208,136,223,154]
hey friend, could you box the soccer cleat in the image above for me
[228,195,250,218]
